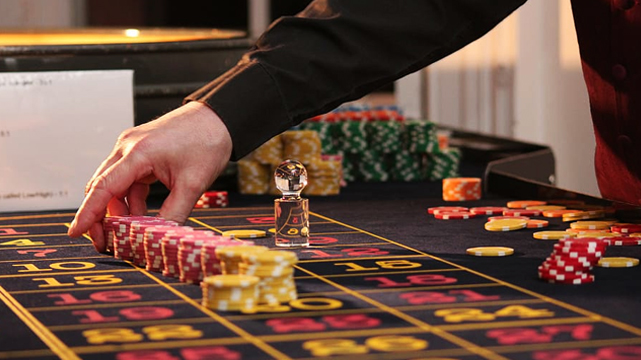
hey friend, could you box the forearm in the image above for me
[186,0,527,160]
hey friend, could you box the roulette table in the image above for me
[2,133,641,360]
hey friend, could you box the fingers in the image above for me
[88,221,106,253]
[69,156,146,238]
[127,182,150,216]
[158,183,202,225]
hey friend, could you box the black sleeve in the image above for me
[185,0,527,161]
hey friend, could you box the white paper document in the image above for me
[0,70,134,212]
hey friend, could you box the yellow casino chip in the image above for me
[570,221,613,230]
[243,250,298,264]
[222,229,267,239]
[526,205,566,211]
[484,219,527,232]
[533,231,576,240]
[597,257,640,268]
[466,246,514,257]
[202,274,260,288]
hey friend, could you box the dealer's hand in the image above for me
[67,101,232,252]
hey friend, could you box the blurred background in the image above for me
[0,0,598,197]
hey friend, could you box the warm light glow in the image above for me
[0,28,245,46]
[124,29,140,38]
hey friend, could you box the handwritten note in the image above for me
[0,70,134,212]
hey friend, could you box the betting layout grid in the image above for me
[1,208,641,359]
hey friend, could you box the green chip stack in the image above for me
[297,104,459,185]
[425,148,462,181]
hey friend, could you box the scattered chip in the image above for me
[507,200,546,209]
[503,209,542,217]
[434,211,475,220]
[533,231,576,240]
[526,205,566,211]
[603,237,641,246]
[611,224,641,234]
[570,221,613,230]
[427,206,469,215]
[542,209,580,218]
[597,257,640,268]
[527,219,549,228]
[466,246,514,257]
[222,230,267,239]
[484,219,527,232]
[470,207,508,216]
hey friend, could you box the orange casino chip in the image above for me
[507,200,546,209]
[527,219,549,229]
[542,209,580,218]
[442,177,482,202]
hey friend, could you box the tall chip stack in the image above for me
[237,131,343,196]
[299,104,460,183]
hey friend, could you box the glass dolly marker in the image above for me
[274,159,310,247]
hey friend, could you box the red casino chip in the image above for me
[537,265,590,277]
[603,236,641,246]
[540,272,595,284]
[111,215,158,261]
[540,261,591,273]
[469,207,508,215]
[503,209,542,217]
[611,224,641,234]
[427,206,468,215]
[558,237,608,247]
[434,211,476,220]
[195,191,229,209]
[144,225,184,272]
[544,256,593,267]
[130,218,179,267]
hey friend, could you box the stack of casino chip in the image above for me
[195,191,228,209]
[216,245,269,275]
[143,225,186,272]
[109,215,158,261]
[237,159,270,195]
[321,154,346,187]
[160,227,198,278]
[304,158,342,195]
[358,150,390,182]
[538,237,607,284]
[300,121,336,154]
[425,148,462,181]
[251,135,283,164]
[404,120,437,154]
[201,274,260,312]
[391,150,423,181]
[442,177,482,201]
[200,239,255,278]
[335,121,368,154]
[281,130,322,164]
[102,216,118,254]
[297,104,461,184]
[129,218,178,267]
[178,232,224,284]
[240,250,298,305]
[367,120,402,154]
[238,130,343,196]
